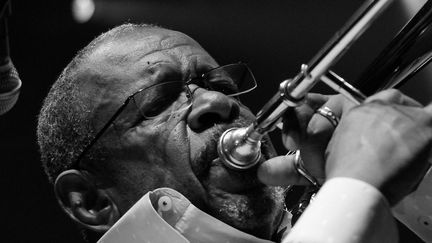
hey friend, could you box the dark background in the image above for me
[1,0,431,242]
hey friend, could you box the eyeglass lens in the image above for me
[201,63,257,97]
[121,63,257,122]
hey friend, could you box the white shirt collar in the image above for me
[99,187,290,243]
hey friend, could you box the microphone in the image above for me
[0,0,21,115]
[0,60,21,115]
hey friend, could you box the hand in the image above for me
[258,93,356,185]
[326,91,432,205]
[258,90,432,205]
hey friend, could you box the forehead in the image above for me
[83,28,217,125]
[87,28,217,93]
[93,29,215,72]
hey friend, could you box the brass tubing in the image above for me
[218,0,393,170]
[356,0,432,94]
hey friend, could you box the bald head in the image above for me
[37,24,192,182]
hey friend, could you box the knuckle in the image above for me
[379,89,402,101]
[349,101,381,114]
[366,89,402,103]
[383,88,401,97]
[306,120,329,138]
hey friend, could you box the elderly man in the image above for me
[37,24,432,243]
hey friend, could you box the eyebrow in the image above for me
[133,42,193,65]
[144,60,173,72]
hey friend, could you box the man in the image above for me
[37,23,432,242]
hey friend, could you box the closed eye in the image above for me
[209,79,239,95]
[134,81,186,120]
[141,94,179,118]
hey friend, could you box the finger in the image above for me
[297,95,356,177]
[257,154,311,186]
[366,89,422,107]
[308,95,356,131]
[282,93,331,148]
[307,94,350,137]
[425,102,432,115]
[282,108,306,150]
[304,93,331,110]
[283,93,330,131]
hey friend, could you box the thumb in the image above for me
[425,102,432,115]
[257,154,312,186]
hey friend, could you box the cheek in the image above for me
[123,118,189,157]
[114,111,219,205]
[162,122,190,162]
[114,118,192,183]
[111,162,176,211]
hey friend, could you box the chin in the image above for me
[206,185,285,239]
[188,122,284,238]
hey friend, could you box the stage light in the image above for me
[72,0,95,23]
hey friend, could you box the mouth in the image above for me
[191,125,275,194]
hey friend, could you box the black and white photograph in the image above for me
[2,0,432,242]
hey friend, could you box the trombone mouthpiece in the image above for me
[217,126,262,170]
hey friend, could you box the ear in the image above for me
[54,170,120,232]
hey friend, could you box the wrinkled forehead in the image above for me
[85,28,217,94]
[91,28,216,74]
[90,27,216,95]
[82,28,217,127]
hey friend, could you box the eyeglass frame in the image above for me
[69,62,257,171]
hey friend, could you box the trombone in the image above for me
[218,0,432,170]
[217,0,432,241]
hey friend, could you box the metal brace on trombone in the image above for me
[218,0,389,170]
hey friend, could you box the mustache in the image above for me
[210,119,252,139]
[192,119,254,177]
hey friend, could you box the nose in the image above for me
[187,87,240,131]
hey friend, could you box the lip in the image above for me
[192,125,275,194]
[207,157,263,194]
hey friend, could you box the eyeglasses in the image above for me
[70,63,257,170]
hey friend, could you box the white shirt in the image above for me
[98,177,398,243]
